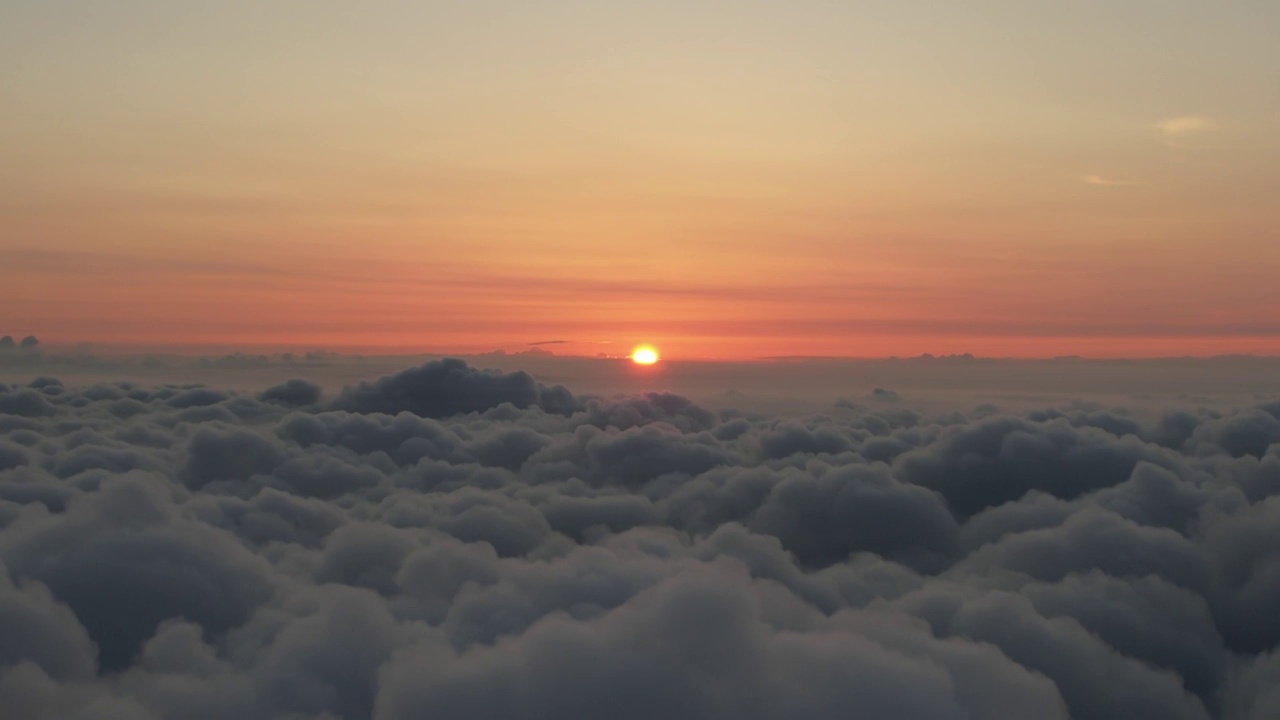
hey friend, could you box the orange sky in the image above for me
[2,2,1278,359]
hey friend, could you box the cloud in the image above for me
[1158,116,1225,149]
[1159,116,1215,137]
[0,359,1278,718]
[259,378,323,408]
[329,358,579,418]
[1083,175,1143,187]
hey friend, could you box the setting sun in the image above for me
[630,345,659,365]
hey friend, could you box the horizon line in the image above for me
[8,344,1280,364]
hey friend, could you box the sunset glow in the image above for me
[631,345,660,365]
[1,2,1277,358]
[4,6,1280,718]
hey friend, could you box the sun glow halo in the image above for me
[630,345,659,365]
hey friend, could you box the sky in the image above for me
[3,0,1279,358]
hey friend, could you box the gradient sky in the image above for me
[3,0,1278,359]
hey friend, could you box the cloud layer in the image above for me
[2,359,1280,719]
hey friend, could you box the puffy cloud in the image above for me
[0,473,278,672]
[259,379,323,408]
[1225,650,1280,720]
[0,389,56,418]
[890,583,1209,719]
[0,358,1277,718]
[0,563,97,682]
[0,441,28,472]
[330,358,578,418]
[748,464,958,571]
[377,565,1069,720]
[892,416,1171,517]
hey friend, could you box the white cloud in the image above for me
[1158,115,1215,138]
[1083,174,1143,187]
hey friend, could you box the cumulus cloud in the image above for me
[329,358,578,418]
[1,358,1279,718]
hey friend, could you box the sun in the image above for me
[630,344,659,365]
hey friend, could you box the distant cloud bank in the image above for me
[1,359,1280,718]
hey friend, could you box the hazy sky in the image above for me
[3,1,1278,358]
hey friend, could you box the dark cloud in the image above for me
[259,378,323,408]
[378,565,1069,720]
[0,389,56,418]
[0,357,1278,718]
[330,358,578,418]
[748,464,958,571]
[871,387,901,402]
[0,473,277,672]
[181,425,288,490]
[890,582,1210,720]
[0,563,97,682]
[892,415,1173,517]
[0,442,28,472]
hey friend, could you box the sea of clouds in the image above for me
[2,357,1280,719]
